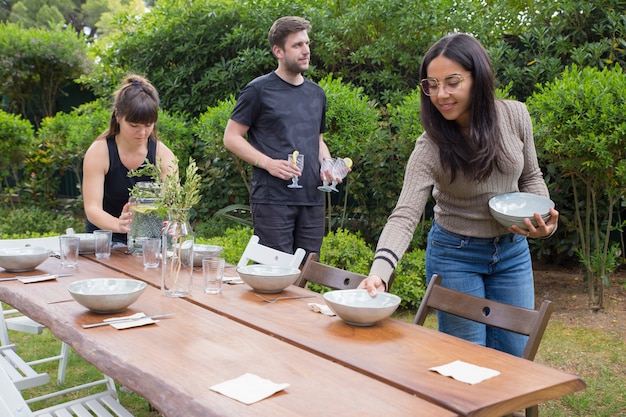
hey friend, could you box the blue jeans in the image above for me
[425,221,534,357]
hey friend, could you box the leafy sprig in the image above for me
[128,157,202,211]
[160,157,202,210]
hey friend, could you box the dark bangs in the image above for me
[123,94,159,125]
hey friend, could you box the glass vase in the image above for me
[128,182,163,255]
[161,208,194,297]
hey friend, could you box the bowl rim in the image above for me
[237,264,301,275]
[323,289,401,308]
[67,278,147,295]
[0,246,51,255]
[488,192,554,217]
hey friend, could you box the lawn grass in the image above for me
[5,307,625,416]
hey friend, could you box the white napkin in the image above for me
[223,276,245,285]
[17,274,58,283]
[105,312,159,330]
[210,373,289,405]
[308,302,336,316]
[429,360,500,384]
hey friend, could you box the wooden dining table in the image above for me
[0,250,586,417]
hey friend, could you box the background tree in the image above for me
[0,22,92,126]
[528,65,626,309]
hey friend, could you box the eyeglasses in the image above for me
[420,74,468,96]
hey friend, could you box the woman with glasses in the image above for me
[359,33,559,357]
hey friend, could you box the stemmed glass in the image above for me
[328,158,349,192]
[317,158,335,192]
[287,153,304,188]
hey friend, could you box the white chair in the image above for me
[1,236,114,404]
[237,235,306,268]
[0,236,69,385]
[0,364,133,417]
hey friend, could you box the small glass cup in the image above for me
[203,257,224,294]
[59,235,80,267]
[142,238,161,269]
[94,230,112,259]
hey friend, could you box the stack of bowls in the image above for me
[488,192,554,230]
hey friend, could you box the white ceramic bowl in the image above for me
[67,278,147,314]
[64,233,96,254]
[323,289,401,326]
[237,265,301,293]
[0,246,51,272]
[488,192,554,230]
[192,244,223,267]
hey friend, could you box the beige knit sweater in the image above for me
[370,100,550,284]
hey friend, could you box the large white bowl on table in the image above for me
[488,192,554,230]
[192,244,223,267]
[67,278,147,314]
[237,264,301,294]
[323,289,401,327]
[0,246,51,272]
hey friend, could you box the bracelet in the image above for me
[254,158,259,167]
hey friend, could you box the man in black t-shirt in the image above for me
[223,16,336,262]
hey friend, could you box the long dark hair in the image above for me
[99,74,160,140]
[419,33,504,182]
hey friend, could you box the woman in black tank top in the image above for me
[82,74,176,244]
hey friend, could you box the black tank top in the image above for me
[86,135,157,243]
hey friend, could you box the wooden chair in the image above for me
[237,235,306,268]
[0,364,133,417]
[296,253,396,291]
[296,253,367,290]
[413,274,554,417]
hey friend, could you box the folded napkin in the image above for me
[105,312,159,330]
[429,360,500,384]
[308,302,336,316]
[210,373,289,405]
[223,276,245,285]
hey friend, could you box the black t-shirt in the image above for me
[85,135,156,243]
[230,71,327,206]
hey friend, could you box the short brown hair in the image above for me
[268,16,311,50]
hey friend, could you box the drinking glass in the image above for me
[287,153,304,188]
[317,158,335,192]
[328,158,349,192]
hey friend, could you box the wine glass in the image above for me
[317,158,335,192]
[287,153,304,188]
[328,158,349,192]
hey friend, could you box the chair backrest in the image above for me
[237,235,306,268]
[296,253,367,290]
[0,365,36,417]
[413,274,553,361]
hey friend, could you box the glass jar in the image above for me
[161,208,194,297]
[128,182,163,255]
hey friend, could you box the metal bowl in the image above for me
[323,289,401,326]
[67,278,147,314]
[0,246,51,272]
[237,264,301,294]
[192,244,223,267]
[488,192,554,230]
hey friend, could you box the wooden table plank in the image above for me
[1,256,457,417]
[87,251,586,417]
